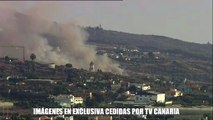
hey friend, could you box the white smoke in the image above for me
[0,8,123,74]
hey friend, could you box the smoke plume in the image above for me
[0,8,123,74]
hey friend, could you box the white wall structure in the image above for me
[134,91,165,105]
[48,63,56,69]
[142,85,151,91]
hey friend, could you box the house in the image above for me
[74,97,83,105]
[169,89,183,97]
[53,94,84,107]
[141,84,151,91]
[134,91,165,105]
[114,90,165,106]
[0,101,14,107]
[72,92,92,99]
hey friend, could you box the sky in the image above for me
[0,0,212,44]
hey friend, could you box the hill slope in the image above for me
[86,27,212,61]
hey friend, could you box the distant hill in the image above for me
[86,27,212,61]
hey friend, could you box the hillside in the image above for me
[85,27,212,83]
[86,27,212,61]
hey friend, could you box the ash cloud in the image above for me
[0,8,123,74]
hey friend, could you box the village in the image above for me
[0,49,212,120]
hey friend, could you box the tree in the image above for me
[4,56,10,63]
[65,63,72,68]
[148,52,155,59]
[30,53,36,61]
[30,53,36,71]
[85,97,96,107]
[202,113,212,120]
[65,63,73,81]
[128,85,137,92]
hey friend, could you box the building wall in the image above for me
[156,94,165,103]
[134,93,165,104]
[142,86,151,91]
[134,95,157,104]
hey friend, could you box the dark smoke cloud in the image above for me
[0,7,123,74]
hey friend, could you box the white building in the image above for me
[141,84,151,91]
[134,91,165,105]
[48,63,56,69]
[74,97,83,105]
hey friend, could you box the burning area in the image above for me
[0,7,123,74]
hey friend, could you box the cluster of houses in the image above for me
[112,81,183,106]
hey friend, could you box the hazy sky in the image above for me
[0,0,212,44]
